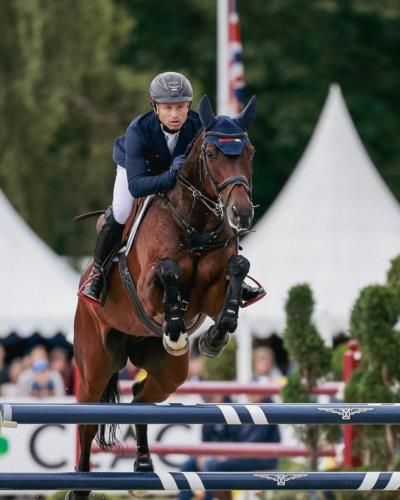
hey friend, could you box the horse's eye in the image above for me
[205,150,214,159]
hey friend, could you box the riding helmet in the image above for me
[149,72,193,103]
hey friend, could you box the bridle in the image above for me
[160,130,254,253]
[179,130,252,216]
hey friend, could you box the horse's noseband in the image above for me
[216,175,251,194]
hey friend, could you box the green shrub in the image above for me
[282,284,333,471]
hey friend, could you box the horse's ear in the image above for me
[198,95,215,130]
[234,95,256,130]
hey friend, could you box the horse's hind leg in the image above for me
[199,254,250,357]
[66,308,123,499]
[155,257,188,356]
[129,337,189,472]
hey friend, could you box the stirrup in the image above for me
[77,271,104,306]
[240,275,266,308]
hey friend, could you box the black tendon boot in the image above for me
[78,207,124,305]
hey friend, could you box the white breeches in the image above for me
[112,165,134,224]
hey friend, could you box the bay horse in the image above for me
[69,95,256,499]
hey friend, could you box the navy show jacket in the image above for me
[113,110,202,198]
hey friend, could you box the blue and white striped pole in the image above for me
[2,403,400,428]
[0,471,400,491]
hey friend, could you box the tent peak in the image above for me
[328,82,342,97]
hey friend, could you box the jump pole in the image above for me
[0,471,400,491]
[2,403,400,428]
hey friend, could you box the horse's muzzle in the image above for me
[227,202,254,233]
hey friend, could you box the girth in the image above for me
[118,252,163,336]
[118,251,205,336]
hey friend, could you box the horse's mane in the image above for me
[184,127,204,157]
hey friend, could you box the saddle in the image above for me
[95,196,153,252]
[122,197,153,245]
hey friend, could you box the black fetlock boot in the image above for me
[240,282,266,308]
[78,207,124,306]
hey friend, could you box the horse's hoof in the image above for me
[199,329,229,358]
[128,490,148,497]
[134,454,154,472]
[65,491,89,500]
[163,332,189,356]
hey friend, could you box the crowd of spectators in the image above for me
[0,340,74,397]
[0,338,284,400]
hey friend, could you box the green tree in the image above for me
[345,285,400,476]
[0,0,150,255]
[239,1,400,209]
[2,0,400,259]
[387,255,400,303]
[282,284,333,470]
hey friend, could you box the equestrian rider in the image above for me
[78,71,263,306]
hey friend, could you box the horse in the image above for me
[69,95,256,499]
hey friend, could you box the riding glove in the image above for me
[170,154,186,175]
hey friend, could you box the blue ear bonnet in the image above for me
[198,94,256,156]
[204,116,249,156]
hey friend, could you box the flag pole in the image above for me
[217,0,229,115]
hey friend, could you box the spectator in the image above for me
[30,360,58,397]
[179,393,280,500]
[187,352,206,382]
[50,347,74,394]
[0,342,9,388]
[178,394,236,500]
[252,346,282,383]
[17,345,65,396]
[1,358,23,396]
[203,395,280,472]
[201,395,280,500]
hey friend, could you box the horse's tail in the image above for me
[96,372,121,450]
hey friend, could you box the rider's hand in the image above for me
[170,154,186,175]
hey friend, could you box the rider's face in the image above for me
[156,102,190,131]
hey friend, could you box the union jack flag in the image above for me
[228,0,245,113]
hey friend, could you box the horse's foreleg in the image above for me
[155,257,188,356]
[199,254,250,357]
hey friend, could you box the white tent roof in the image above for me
[240,84,400,342]
[0,189,79,337]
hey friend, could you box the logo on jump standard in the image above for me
[317,407,375,421]
[254,473,308,486]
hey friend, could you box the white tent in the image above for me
[0,189,79,337]
[237,84,400,379]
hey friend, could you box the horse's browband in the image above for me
[204,131,248,138]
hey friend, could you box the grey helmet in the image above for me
[149,72,193,103]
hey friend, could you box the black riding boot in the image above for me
[241,282,266,307]
[79,207,124,305]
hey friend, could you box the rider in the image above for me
[78,71,264,306]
